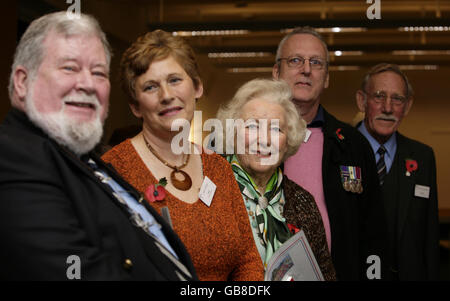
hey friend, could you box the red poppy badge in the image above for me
[335,128,344,141]
[145,177,168,203]
[405,159,418,177]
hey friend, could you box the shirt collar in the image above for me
[358,121,397,158]
[308,105,325,128]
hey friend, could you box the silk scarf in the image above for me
[228,155,292,267]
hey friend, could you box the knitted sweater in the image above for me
[283,177,337,281]
[102,139,264,281]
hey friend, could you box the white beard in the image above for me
[25,91,106,156]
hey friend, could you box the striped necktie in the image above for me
[376,145,387,185]
[84,158,193,280]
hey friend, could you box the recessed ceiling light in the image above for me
[208,52,272,58]
[172,30,250,37]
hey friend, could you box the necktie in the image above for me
[84,158,192,280]
[376,145,387,185]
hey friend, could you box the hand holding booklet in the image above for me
[264,230,324,281]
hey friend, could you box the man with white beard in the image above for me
[0,11,197,281]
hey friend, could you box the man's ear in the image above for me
[324,71,330,89]
[272,63,280,80]
[403,97,413,116]
[356,90,367,113]
[12,66,30,110]
[13,66,29,99]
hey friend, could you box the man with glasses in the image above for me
[356,63,439,280]
[273,27,387,280]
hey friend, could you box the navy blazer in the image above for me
[0,109,197,280]
[381,133,439,280]
[320,109,387,280]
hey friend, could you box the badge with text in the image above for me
[304,129,312,143]
[414,184,430,199]
[199,176,217,207]
[340,165,363,194]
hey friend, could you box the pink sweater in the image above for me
[284,128,332,252]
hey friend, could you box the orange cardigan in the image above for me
[102,139,264,281]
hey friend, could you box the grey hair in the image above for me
[275,26,329,72]
[8,11,112,101]
[360,63,414,99]
[217,78,306,161]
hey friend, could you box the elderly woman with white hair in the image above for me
[217,78,336,281]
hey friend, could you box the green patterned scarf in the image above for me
[228,155,292,267]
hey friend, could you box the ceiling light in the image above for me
[227,67,273,73]
[173,30,250,37]
[392,50,450,55]
[399,26,450,32]
[331,51,363,56]
[316,27,367,33]
[227,66,363,73]
[208,52,272,58]
[399,65,438,70]
[281,27,367,34]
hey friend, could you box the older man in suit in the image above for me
[356,63,439,280]
[273,26,387,280]
[0,11,196,280]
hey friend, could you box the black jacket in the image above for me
[320,108,387,280]
[0,109,197,280]
[380,132,439,280]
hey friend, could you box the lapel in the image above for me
[99,157,198,280]
[5,109,197,279]
[57,146,197,280]
[58,146,130,205]
[322,108,348,168]
[394,133,416,239]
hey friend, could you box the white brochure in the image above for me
[265,230,324,281]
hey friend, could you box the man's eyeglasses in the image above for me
[363,90,408,106]
[277,56,327,70]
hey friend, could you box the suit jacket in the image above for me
[282,176,337,281]
[381,133,439,280]
[320,108,387,280]
[0,109,197,280]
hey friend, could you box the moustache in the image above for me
[375,114,398,122]
[63,93,100,109]
[296,78,312,86]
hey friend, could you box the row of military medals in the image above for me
[343,178,363,194]
[340,166,363,194]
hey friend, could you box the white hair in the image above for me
[9,11,111,101]
[25,86,105,156]
[217,78,306,161]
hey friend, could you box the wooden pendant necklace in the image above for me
[143,134,192,191]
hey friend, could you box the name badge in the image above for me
[199,176,216,207]
[414,184,430,199]
[304,129,312,143]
